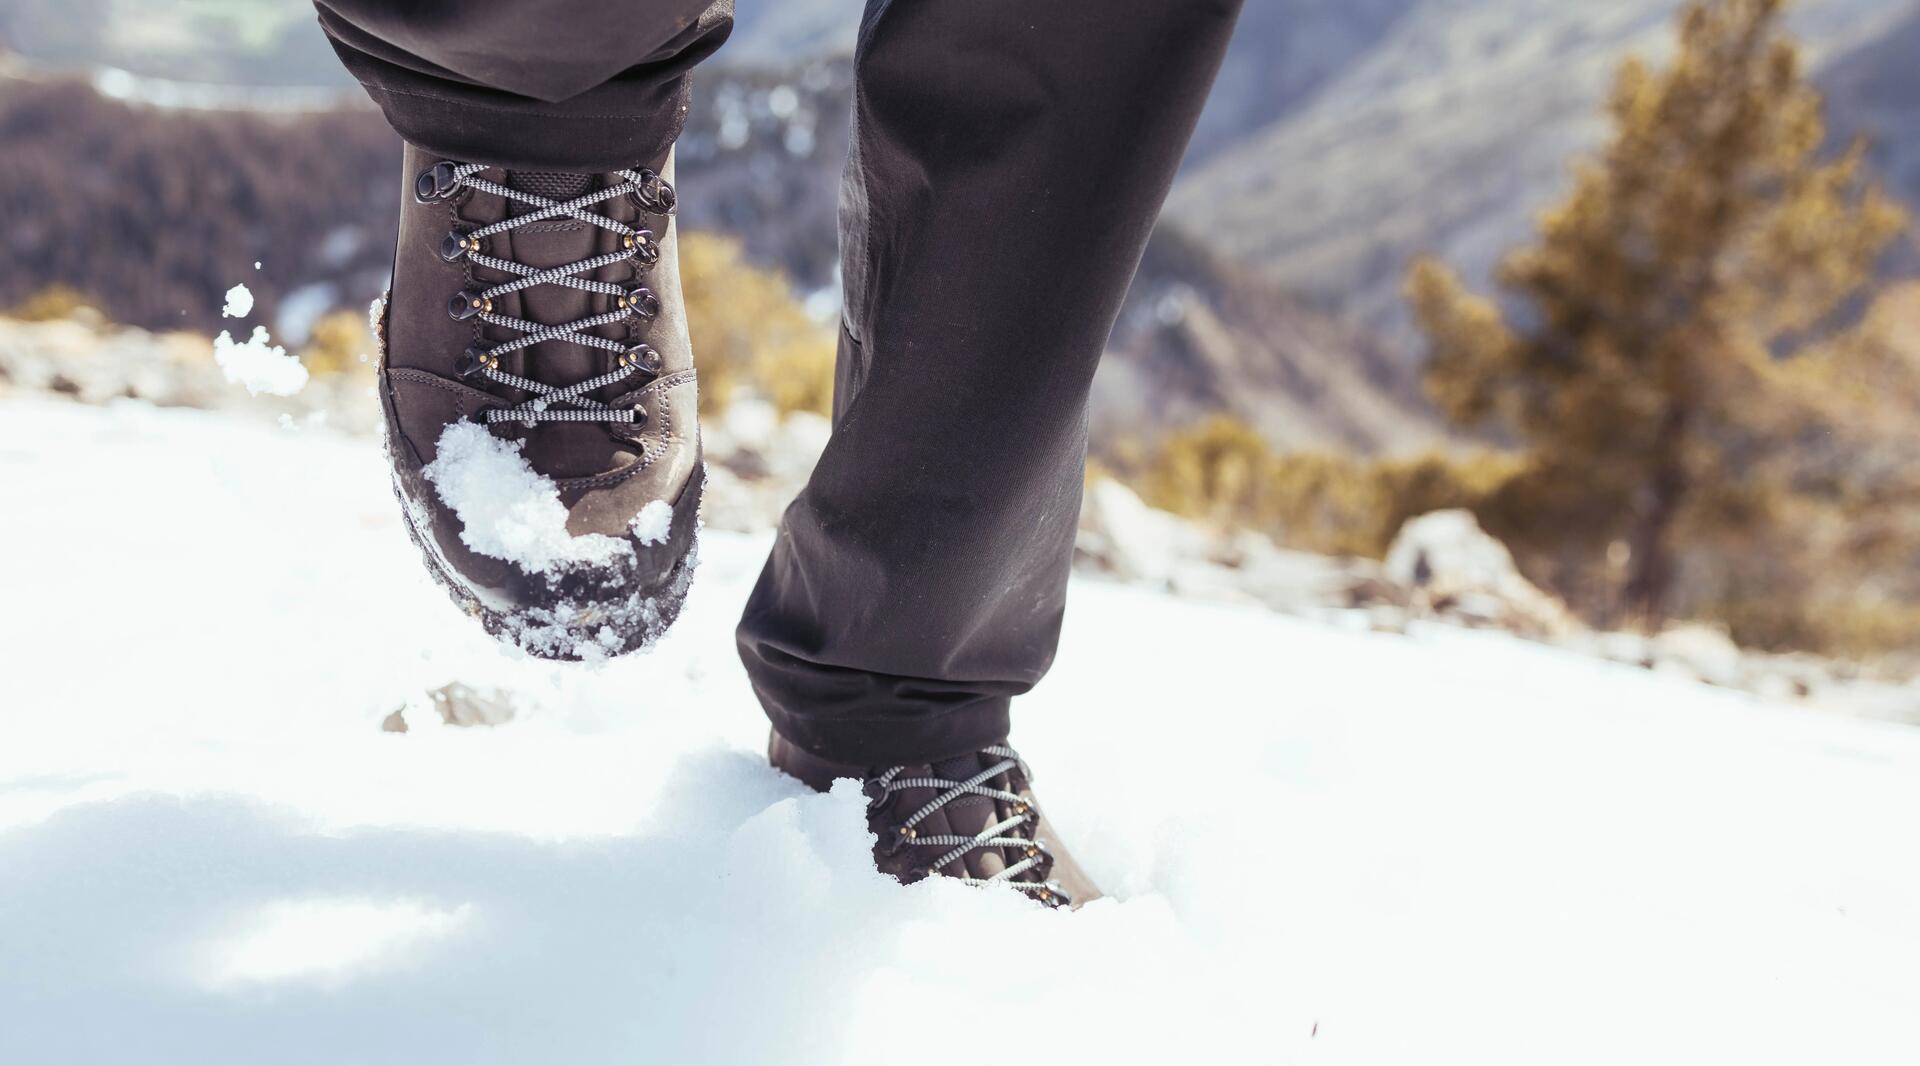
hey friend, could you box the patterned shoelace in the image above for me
[868,744,1071,908]
[414,161,676,426]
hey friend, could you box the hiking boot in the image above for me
[769,732,1102,908]
[376,141,701,660]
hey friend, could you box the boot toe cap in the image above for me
[392,450,704,660]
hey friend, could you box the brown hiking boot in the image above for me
[770,732,1102,908]
[377,142,701,659]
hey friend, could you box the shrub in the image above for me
[299,309,375,379]
[1133,415,1521,558]
[679,231,837,416]
[9,284,99,322]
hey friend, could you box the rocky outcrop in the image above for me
[0,313,380,433]
[1077,480,1917,720]
[1383,509,1578,639]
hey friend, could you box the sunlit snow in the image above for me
[3,399,1918,1064]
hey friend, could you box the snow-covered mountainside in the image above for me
[3,399,1919,1064]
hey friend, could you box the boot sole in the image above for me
[391,465,705,662]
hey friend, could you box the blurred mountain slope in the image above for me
[1098,228,1441,456]
[0,0,350,87]
[14,0,1915,458]
[1167,0,1920,350]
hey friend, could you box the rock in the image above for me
[1383,509,1578,638]
[1749,669,1811,703]
[1079,479,1409,621]
[1235,540,1390,615]
[1075,478,1196,586]
[701,463,790,533]
[0,315,382,435]
[381,708,409,733]
[1651,623,1746,689]
[699,401,830,534]
[427,682,519,727]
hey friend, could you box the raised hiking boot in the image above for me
[376,141,701,660]
[770,733,1101,909]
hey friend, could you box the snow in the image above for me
[212,324,309,397]
[422,421,629,573]
[631,498,675,544]
[199,897,475,989]
[4,398,1920,1064]
[221,283,254,318]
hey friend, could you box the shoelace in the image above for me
[414,160,677,426]
[868,744,1070,907]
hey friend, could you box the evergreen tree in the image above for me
[1408,0,1906,623]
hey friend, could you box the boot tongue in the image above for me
[508,171,592,206]
[504,170,623,478]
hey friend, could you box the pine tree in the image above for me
[1408,0,1906,623]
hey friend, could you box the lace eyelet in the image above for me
[448,291,492,321]
[618,344,663,373]
[628,170,676,215]
[440,227,481,262]
[880,825,916,855]
[622,230,660,266]
[455,346,498,381]
[617,286,660,318]
[414,161,460,204]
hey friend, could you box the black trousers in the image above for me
[318,0,1242,765]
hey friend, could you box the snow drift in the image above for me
[2,399,1918,1065]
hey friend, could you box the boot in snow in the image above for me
[770,733,1102,908]
[377,142,701,659]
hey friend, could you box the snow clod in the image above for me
[222,284,254,319]
[631,500,674,545]
[422,422,628,574]
[213,325,309,397]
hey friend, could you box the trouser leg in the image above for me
[313,0,734,170]
[737,0,1244,766]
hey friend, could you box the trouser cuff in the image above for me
[319,14,690,172]
[359,82,687,172]
[755,680,1014,769]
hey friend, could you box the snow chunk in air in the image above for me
[423,422,629,574]
[222,284,254,318]
[631,499,673,545]
[213,325,309,397]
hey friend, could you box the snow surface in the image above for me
[631,498,675,545]
[212,324,309,397]
[422,421,629,573]
[221,283,254,319]
[4,398,1920,1064]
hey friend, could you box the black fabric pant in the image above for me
[318,0,1242,765]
